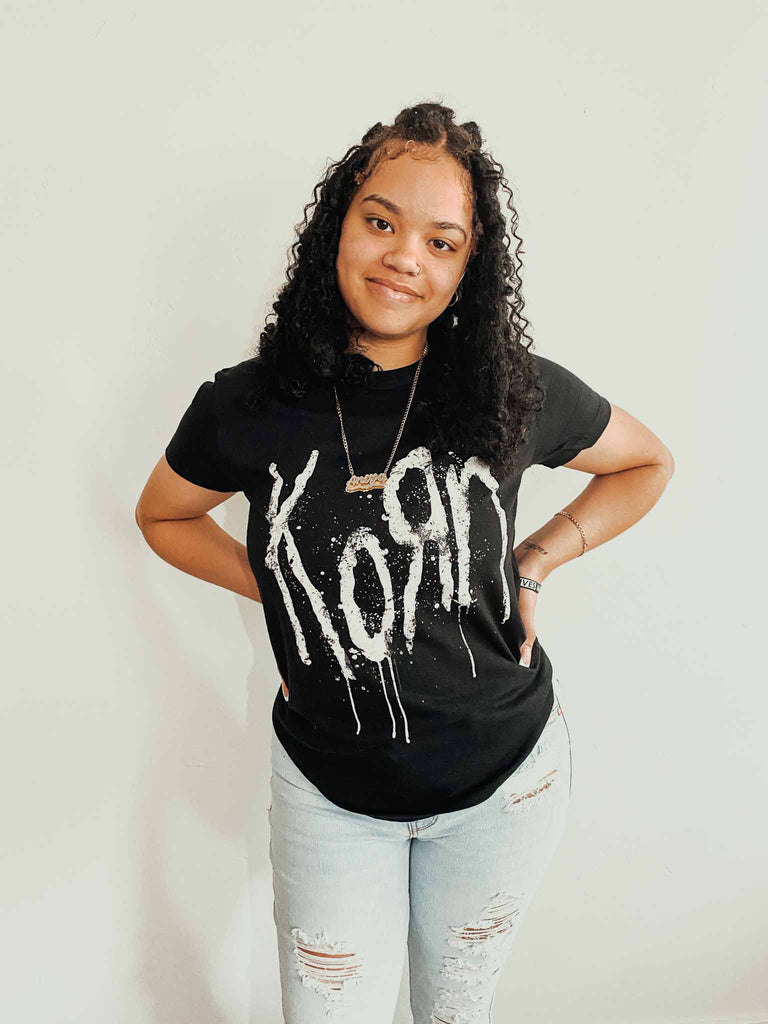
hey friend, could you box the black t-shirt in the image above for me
[164,347,611,820]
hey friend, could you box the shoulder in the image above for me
[527,351,605,410]
[212,354,264,391]
[529,351,571,392]
[209,355,267,419]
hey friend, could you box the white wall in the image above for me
[1,1,766,1022]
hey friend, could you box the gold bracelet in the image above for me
[554,510,588,556]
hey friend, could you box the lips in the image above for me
[366,278,421,301]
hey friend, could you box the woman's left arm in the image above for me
[512,403,674,664]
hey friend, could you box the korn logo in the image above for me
[264,446,511,740]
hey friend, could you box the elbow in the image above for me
[659,446,675,478]
[135,503,149,533]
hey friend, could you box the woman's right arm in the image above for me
[135,455,262,603]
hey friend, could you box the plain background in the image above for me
[1,1,766,1022]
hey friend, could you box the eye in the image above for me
[364,216,456,253]
[367,216,393,233]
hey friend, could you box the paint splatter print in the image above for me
[264,444,511,743]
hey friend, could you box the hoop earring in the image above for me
[448,285,461,307]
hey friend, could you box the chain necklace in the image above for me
[333,342,428,494]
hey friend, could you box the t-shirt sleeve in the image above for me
[529,354,612,469]
[164,373,243,492]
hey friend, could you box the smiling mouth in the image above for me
[366,278,420,302]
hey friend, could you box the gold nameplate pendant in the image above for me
[345,472,387,493]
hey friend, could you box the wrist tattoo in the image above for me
[522,541,548,556]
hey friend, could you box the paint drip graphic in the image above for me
[264,445,511,743]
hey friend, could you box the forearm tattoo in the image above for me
[521,540,548,556]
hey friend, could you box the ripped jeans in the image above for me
[267,677,572,1024]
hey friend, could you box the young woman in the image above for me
[136,102,674,1023]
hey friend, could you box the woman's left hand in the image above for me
[517,586,538,666]
[514,550,546,667]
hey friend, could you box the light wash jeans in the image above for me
[267,676,572,1023]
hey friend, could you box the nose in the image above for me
[382,241,421,276]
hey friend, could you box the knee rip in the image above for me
[290,927,364,1013]
[432,891,526,1024]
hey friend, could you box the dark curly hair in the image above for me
[243,99,545,479]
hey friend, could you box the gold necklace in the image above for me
[333,342,428,493]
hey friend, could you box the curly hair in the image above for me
[243,99,545,479]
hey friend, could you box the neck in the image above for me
[347,335,428,371]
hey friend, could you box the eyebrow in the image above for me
[360,193,468,242]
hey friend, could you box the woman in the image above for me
[136,102,674,1023]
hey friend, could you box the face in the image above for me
[336,150,474,361]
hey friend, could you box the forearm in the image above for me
[140,514,262,602]
[514,462,673,582]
